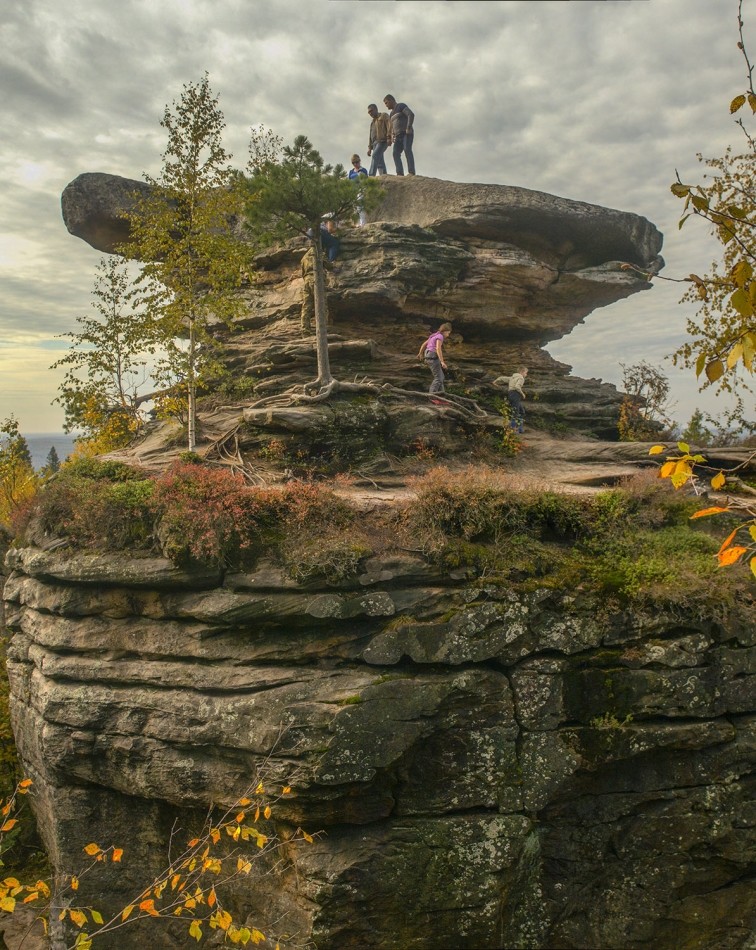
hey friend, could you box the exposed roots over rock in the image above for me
[203,425,268,485]
[245,377,491,420]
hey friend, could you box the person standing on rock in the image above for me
[384,94,415,176]
[418,323,451,394]
[366,104,390,176]
[507,367,528,433]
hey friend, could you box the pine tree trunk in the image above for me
[312,237,333,389]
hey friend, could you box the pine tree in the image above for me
[44,446,61,475]
[122,74,250,450]
[245,131,379,393]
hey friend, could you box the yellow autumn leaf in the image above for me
[74,935,92,950]
[282,786,291,795]
[238,798,252,806]
[750,556,756,579]
[22,892,38,904]
[255,782,264,794]
[139,899,160,917]
[208,887,216,908]
[69,909,88,928]
[236,812,246,823]
[660,461,676,479]
[111,848,123,863]
[36,881,50,898]
[263,806,271,820]
[251,929,266,944]
[83,843,101,857]
[0,896,16,913]
[727,342,744,369]
[91,910,104,925]
[2,878,19,888]
[710,472,726,490]
[210,829,220,845]
[302,831,314,843]
[718,528,739,556]
[649,445,666,455]
[189,919,203,941]
[121,904,135,922]
[1,820,18,833]
[749,525,756,542]
[719,545,747,566]
[18,780,32,789]
[187,838,200,848]
[216,909,232,931]
[71,876,79,891]
[690,506,728,519]
[237,858,252,875]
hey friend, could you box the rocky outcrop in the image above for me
[4,544,754,949]
[61,173,664,439]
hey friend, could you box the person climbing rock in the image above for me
[417,323,452,394]
[507,366,528,433]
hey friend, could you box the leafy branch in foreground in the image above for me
[0,776,313,948]
[649,441,756,577]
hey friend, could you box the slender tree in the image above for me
[245,131,379,394]
[122,74,250,449]
[52,257,161,451]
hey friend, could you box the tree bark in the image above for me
[311,235,333,390]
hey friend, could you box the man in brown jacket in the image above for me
[366,103,390,176]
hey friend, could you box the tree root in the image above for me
[203,425,268,485]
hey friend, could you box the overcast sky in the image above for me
[0,0,749,433]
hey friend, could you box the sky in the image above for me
[0,0,751,433]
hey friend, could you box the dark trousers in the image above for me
[392,130,415,175]
[507,390,524,431]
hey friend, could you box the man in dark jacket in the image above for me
[383,94,415,176]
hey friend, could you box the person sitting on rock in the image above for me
[507,367,528,433]
[417,323,452,394]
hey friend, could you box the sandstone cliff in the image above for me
[3,534,754,949]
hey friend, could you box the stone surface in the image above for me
[3,545,754,949]
[61,172,664,439]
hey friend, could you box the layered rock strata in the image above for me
[62,173,664,439]
[4,545,754,948]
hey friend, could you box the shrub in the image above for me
[151,463,262,567]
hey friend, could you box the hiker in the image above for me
[418,323,452,394]
[320,217,340,264]
[384,94,415,176]
[507,367,528,433]
[349,154,368,226]
[366,103,390,176]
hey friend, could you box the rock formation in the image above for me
[6,173,748,950]
[3,542,754,948]
[61,172,663,441]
